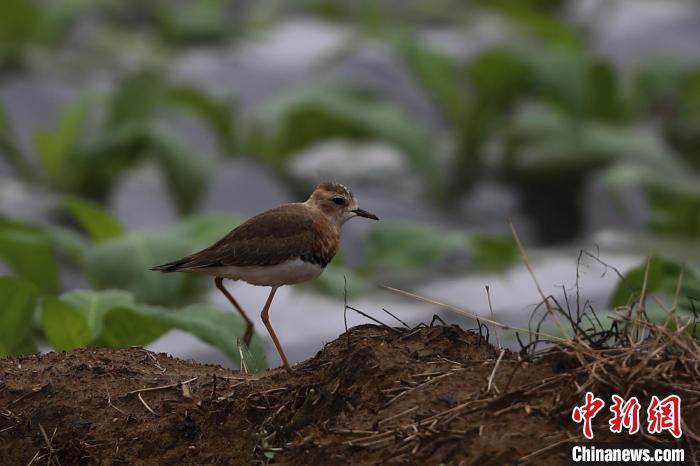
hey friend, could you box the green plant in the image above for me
[1,68,236,214]
[0,216,60,295]
[608,256,700,331]
[0,0,84,67]
[55,198,243,305]
[241,86,441,196]
[0,204,265,369]
[40,289,266,370]
[99,0,237,45]
[360,222,518,277]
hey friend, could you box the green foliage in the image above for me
[80,214,241,306]
[609,257,668,308]
[244,86,439,194]
[42,297,94,350]
[102,0,234,45]
[0,216,60,294]
[99,307,170,348]
[468,234,518,272]
[61,197,125,242]
[0,0,42,65]
[631,60,694,115]
[0,209,264,368]
[20,68,236,214]
[398,40,465,123]
[0,103,29,176]
[645,189,700,240]
[504,102,676,174]
[475,0,581,49]
[362,223,465,273]
[167,85,237,153]
[453,49,531,176]
[131,303,267,371]
[40,289,266,370]
[34,95,94,189]
[149,128,209,214]
[634,63,700,171]
[84,231,194,306]
[61,289,136,340]
[529,48,624,121]
[361,222,517,275]
[0,0,86,66]
[609,257,700,334]
[0,277,38,356]
[167,214,243,245]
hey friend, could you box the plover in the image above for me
[151,181,378,371]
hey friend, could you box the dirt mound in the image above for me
[0,324,695,465]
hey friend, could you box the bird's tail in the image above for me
[149,258,188,273]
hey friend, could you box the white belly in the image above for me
[197,258,325,287]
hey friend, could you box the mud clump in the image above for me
[0,324,696,465]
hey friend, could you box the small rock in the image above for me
[176,415,198,441]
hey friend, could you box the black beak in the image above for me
[353,208,379,220]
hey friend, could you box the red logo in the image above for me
[572,393,682,439]
[572,392,606,440]
[609,394,641,435]
[647,395,682,439]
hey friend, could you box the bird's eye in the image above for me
[332,197,345,206]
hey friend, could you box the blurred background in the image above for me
[1,0,699,369]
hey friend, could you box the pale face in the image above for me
[307,183,379,226]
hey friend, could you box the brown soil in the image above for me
[0,324,695,465]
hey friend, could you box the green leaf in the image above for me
[361,223,519,277]
[84,231,195,306]
[37,287,267,370]
[167,85,236,152]
[249,87,438,193]
[42,297,92,351]
[0,215,60,294]
[0,103,29,176]
[608,257,670,308]
[168,214,242,246]
[632,60,693,114]
[397,40,465,123]
[61,196,125,242]
[467,234,518,271]
[99,307,170,347]
[506,102,684,174]
[455,49,531,171]
[107,68,166,126]
[34,95,93,187]
[529,48,623,121]
[0,277,37,356]
[646,188,700,240]
[42,224,91,265]
[476,0,582,49]
[361,223,465,273]
[60,289,135,340]
[149,128,208,214]
[0,0,41,65]
[132,303,268,372]
[467,50,530,106]
[147,0,230,44]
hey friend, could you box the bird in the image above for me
[150,181,378,372]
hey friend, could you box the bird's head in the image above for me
[307,181,379,226]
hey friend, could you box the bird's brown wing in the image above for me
[152,204,334,271]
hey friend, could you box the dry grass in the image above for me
[383,228,700,463]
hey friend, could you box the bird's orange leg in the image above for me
[260,287,291,372]
[214,277,254,345]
